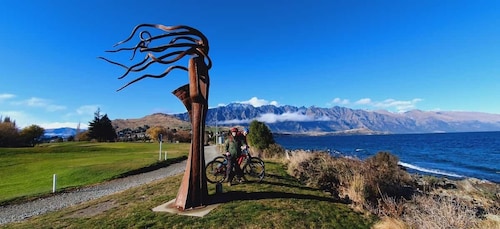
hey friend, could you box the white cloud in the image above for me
[257,112,314,123]
[220,118,250,125]
[0,110,81,129]
[76,105,100,115]
[237,97,279,107]
[0,93,15,102]
[0,110,27,124]
[12,97,66,112]
[328,97,350,106]
[351,97,423,112]
[373,98,423,112]
[220,112,318,124]
[355,98,372,105]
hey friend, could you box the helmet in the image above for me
[230,127,238,132]
[243,128,249,134]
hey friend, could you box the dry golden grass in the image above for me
[282,149,500,229]
[403,195,479,229]
[372,217,408,229]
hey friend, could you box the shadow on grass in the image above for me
[114,156,188,179]
[207,190,337,205]
[254,173,319,192]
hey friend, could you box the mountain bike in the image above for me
[205,149,265,183]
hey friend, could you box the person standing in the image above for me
[225,127,244,186]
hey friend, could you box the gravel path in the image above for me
[0,145,220,225]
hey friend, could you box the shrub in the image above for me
[286,150,365,201]
[363,152,414,203]
[261,143,285,159]
[282,148,497,227]
[403,195,479,229]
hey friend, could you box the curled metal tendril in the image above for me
[99,24,211,91]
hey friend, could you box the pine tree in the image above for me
[88,108,117,142]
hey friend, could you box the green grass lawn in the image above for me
[0,142,189,204]
[2,161,377,229]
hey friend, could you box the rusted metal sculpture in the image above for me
[100,24,211,211]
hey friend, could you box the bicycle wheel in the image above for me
[206,160,226,183]
[243,157,265,183]
[213,156,225,163]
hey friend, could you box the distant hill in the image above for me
[44,113,191,138]
[174,104,500,135]
[43,127,80,138]
[112,113,191,132]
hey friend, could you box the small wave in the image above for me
[398,161,464,178]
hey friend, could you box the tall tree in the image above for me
[0,116,20,147]
[88,108,117,142]
[146,126,169,142]
[247,120,275,151]
[19,125,45,146]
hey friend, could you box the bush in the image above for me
[261,143,285,159]
[286,150,364,201]
[282,147,497,227]
[363,152,414,203]
[403,195,479,229]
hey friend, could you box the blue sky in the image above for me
[0,0,499,129]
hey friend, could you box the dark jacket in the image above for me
[225,134,243,157]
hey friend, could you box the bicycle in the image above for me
[205,149,265,184]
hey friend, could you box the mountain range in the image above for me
[43,127,81,138]
[174,104,500,135]
[45,104,500,137]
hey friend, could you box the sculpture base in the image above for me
[152,199,220,217]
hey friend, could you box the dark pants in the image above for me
[226,154,243,183]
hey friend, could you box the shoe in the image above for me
[237,176,247,183]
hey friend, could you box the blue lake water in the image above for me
[274,131,500,183]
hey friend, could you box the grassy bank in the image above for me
[1,160,376,228]
[0,142,189,204]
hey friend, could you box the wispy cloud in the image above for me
[13,97,66,112]
[76,105,100,116]
[355,98,372,105]
[328,97,350,106]
[220,118,250,125]
[257,112,313,123]
[221,112,317,124]
[0,110,26,122]
[369,98,423,112]
[237,97,279,107]
[0,93,15,102]
[330,96,423,112]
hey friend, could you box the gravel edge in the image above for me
[0,145,220,225]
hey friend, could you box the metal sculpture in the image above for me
[100,24,211,211]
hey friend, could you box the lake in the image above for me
[274,131,500,183]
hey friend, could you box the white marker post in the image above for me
[158,134,163,161]
[52,174,57,193]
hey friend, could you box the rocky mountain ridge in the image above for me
[174,104,500,134]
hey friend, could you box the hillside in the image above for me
[112,113,191,132]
